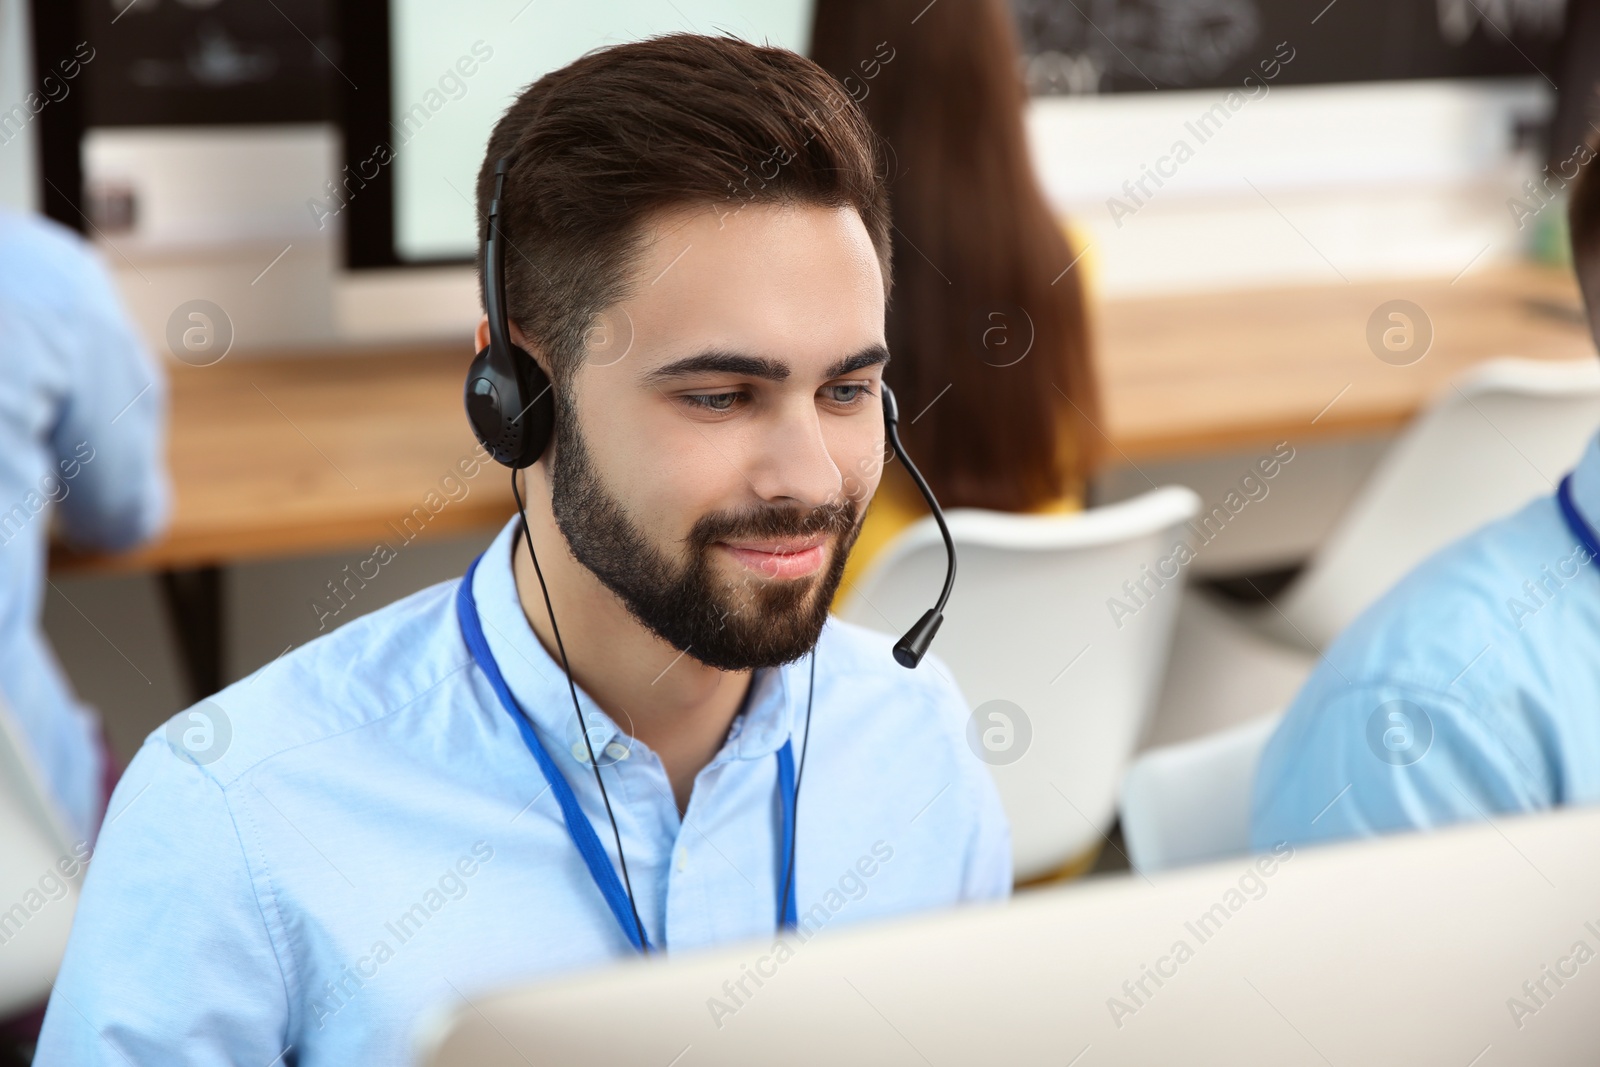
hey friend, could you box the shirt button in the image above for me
[604,742,630,761]
[570,741,592,764]
[675,849,688,873]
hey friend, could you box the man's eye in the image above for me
[686,392,740,411]
[823,384,869,405]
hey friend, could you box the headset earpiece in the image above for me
[465,155,556,469]
[465,341,555,469]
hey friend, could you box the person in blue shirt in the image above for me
[0,210,169,845]
[33,35,1009,1065]
[1252,148,1600,850]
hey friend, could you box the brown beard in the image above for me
[549,412,861,671]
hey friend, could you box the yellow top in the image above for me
[834,464,1082,610]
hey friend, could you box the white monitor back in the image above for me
[419,804,1600,1066]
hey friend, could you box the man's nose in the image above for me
[747,400,844,509]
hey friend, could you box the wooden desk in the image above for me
[55,342,516,576]
[1095,261,1595,465]
[50,262,1596,696]
[52,342,516,699]
[60,261,1592,577]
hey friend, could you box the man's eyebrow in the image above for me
[823,345,890,380]
[643,351,790,385]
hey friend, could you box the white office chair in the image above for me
[1151,357,1600,746]
[1274,356,1600,649]
[838,486,1201,882]
[0,693,82,1017]
[1120,710,1282,874]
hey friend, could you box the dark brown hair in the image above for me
[1570,130,1600,327]
[811,0,1099,509]
[476,34,892,387]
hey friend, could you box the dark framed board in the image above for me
[78,0,335,126]
[1013,0,1566,95]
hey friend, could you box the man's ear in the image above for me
[472,314,554,379]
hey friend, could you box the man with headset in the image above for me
[1251,148,1600,849]
[35,34,1008,1065]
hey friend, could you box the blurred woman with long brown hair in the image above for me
[811,0,1100,596]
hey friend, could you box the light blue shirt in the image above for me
[36,515,1009,1065]
[0,211,168,842]
[1252,431,1600,849]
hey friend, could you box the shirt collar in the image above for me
[468,517,799,768]
[1572,431,1600,541]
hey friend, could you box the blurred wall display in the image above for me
[81,0,334,125]
[28,0,338,235]
[1014,0,1567,95]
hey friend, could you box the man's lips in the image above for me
[715,534,829,579]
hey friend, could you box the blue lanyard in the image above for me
[1558,474,1600,565]
[456,553,798,952]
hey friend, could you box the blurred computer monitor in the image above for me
[418,805,1600,1066]
[337,0,815,269]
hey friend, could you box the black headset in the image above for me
[465,156,956,663]
[463,154,957,949]
[464,158,557,473]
